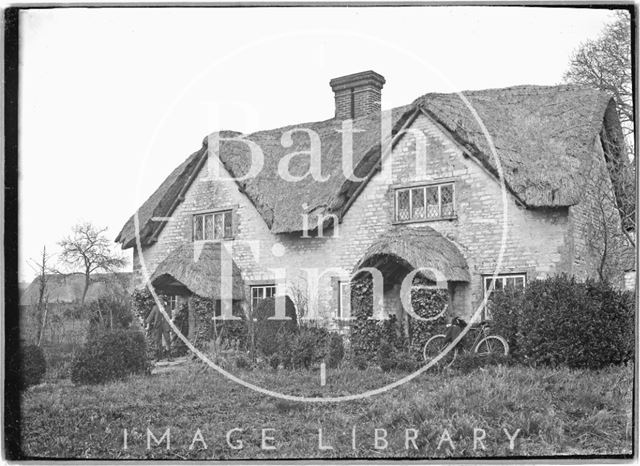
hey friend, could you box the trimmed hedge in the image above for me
[326,333,345,368]
[490,275,634,369]
[255,296,298,357]
[71,330,150,385]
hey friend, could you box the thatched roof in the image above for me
[149,242,245,299]
[117,84,622,248]
[115,146,206,249]
[414,85,621,207]
[20,272,133,306]
[355,226,471,282]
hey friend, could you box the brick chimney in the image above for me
[329,70,385,120]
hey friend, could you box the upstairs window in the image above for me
[395,183,455,222]
[193,210,233,241]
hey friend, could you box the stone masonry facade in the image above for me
[133,112,615,323]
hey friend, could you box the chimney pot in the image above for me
[329,70,385,120]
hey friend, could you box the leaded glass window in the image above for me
[193,210,233,241]
[395,183,455,222]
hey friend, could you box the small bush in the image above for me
[377,341,395,372]
[394,351,420,372]
[292,330,315,369]
[235,354,251,370]
[18,345,47,389]
[255,296,297,357]
[71,330,149,385]
[302,326,331,364]
[351,354,368,370]
[269,354,280,370]
[276,331,294,369]
[490,275,634,369]
[326,333,345,369]
[87,295,134,336]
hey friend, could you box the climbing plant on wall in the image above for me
[407,276,449,357]
[350,271,449,359]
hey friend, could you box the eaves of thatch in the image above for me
[149,242,245,299]
[116,84,623,249]
[355,226,471,283]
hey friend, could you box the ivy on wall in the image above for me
[350,272,449,359]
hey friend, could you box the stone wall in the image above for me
[568,134,628,285]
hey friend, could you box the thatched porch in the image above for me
[355,226,470,336]
[149,242,246,339]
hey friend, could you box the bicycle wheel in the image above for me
[474,335,509,356]
[422,335,457,367]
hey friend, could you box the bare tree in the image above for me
[581,155,634,283]
[564,11,633,148]
[58,222,127,304]
[27,246,53,346]
[564,10,635,241]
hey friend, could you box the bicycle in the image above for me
[422,316,509,368]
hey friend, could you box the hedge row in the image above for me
[490,275,634,369]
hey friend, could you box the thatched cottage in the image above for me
[116,71,629,335]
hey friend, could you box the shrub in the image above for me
[394,351,420,372]
[17,345,47,389]
[87,295,134,337]
[255,296,297,357]
[276,331,294,369]
[490,275,634,369]
[301,325,331,364]
[326,333,345,369]
[292,330,316,369]
[235,354,251,370]
[269,354,280,370]
[377,341,395,372]
[71,330,149,385]
[351,354,368,370]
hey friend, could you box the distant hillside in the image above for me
[20,272,133,306]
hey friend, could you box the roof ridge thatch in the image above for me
[116,83,621,249]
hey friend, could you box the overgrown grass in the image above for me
[20,363,633,459]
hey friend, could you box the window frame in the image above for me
[483,274,527,296]
[192,209,234,242]
[167,295,178,312]
[394,182,456,223]
[250,284,277,313]
[336,281,351,320]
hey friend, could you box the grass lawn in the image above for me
[20,362,633,460]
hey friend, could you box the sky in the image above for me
[18,5,623,282]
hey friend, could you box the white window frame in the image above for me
[250,284,277,312]
[193,210,233,241]
[337,281,351,320]
[394,182,455,223]
[483,274,527,296]
[168,295,178,312]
